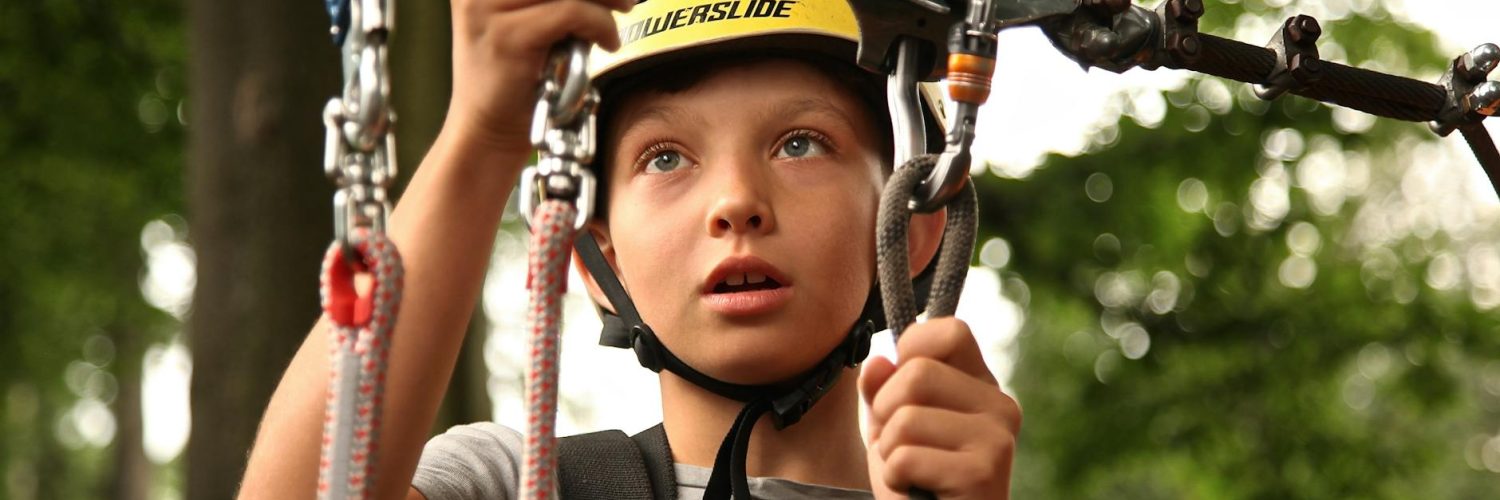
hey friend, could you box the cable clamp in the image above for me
[1254,15,1324,101]
[1430,43,1500,137]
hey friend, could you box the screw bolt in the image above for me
[1459,43,1500,81]
[1168,0,1205,23]
[1170,33,1202,61]
[1290,53,1323,82]
[1286,15,1322,45]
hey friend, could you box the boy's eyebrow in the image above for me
[764,97,862,132]
[626,97,858,134]
[628,104,709,129]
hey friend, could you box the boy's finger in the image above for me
[880,445,1010,499]
[875,406,992,460]
[859,355,897,406]
[869,358,1010,426]
[503,0,623,52]
[895,317,994,384]
[859,356,897,438]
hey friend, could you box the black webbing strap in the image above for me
[632,424,679,500]
[574,233,644,348]
[558,430,656,500]
[557,424,678,500]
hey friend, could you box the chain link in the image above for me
[323,0,396,250]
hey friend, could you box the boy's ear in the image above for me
[572,222,620,315]
[907,208,947,278]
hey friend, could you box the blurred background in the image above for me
[3,0,1500,498]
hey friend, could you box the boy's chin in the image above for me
[692,324,850,386]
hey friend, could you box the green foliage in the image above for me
[987,2,1500,498]
[0,0,185,498]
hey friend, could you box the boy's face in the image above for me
[596,58,886,385]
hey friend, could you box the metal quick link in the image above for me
[912,0,999,213]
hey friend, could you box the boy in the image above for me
[239,1,1021,499]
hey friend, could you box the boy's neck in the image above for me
[659,368,871,491]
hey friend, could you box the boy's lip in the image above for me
[701,255,794,317]
[701,255,792,294]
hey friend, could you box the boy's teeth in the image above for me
[746,272,766,284]
[725,273,745,286]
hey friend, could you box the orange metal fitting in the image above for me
[945,53,995,105]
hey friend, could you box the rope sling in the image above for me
[303,1,1498,498]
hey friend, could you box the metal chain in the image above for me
[519,40,598,500]
[318,0,400,498]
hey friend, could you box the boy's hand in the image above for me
[446,0,631,156]
[859,317,1022,500]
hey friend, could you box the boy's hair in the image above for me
[590,50,899,219]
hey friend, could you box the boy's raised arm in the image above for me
[237,1,631,498]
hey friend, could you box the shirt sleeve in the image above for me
[411,422,526,500]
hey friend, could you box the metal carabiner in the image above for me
[888,38,928,168]
[911,0,999,213]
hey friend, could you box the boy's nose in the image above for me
[707,196,775,236]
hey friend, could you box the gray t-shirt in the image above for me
[413,422,873,500]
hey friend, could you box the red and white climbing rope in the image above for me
[519,200,579,500]
[318,232,404,499]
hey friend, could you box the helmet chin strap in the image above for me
[574,233,929,499]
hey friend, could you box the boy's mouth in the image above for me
[711,272,783,294]
[701,256,794,316]
[702,256,791,294]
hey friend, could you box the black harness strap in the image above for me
[558,424,678,500]
[632,424,679,499]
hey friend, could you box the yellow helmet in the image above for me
[588,0,948,150]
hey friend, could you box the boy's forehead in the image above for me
[626,95,862,132]
[607,57,874,135]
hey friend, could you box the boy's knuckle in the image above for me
[885,446,918,478]
[938,318,975,348]
[885,406,920,442]
[906,357,944,386]
[996,393,1022,432]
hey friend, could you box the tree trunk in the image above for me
[184,0,337,498]
[108,327,151,500]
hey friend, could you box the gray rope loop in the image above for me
[876,154,980,338]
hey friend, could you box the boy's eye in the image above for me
[644,149,688,173]
[775,132,829,159]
